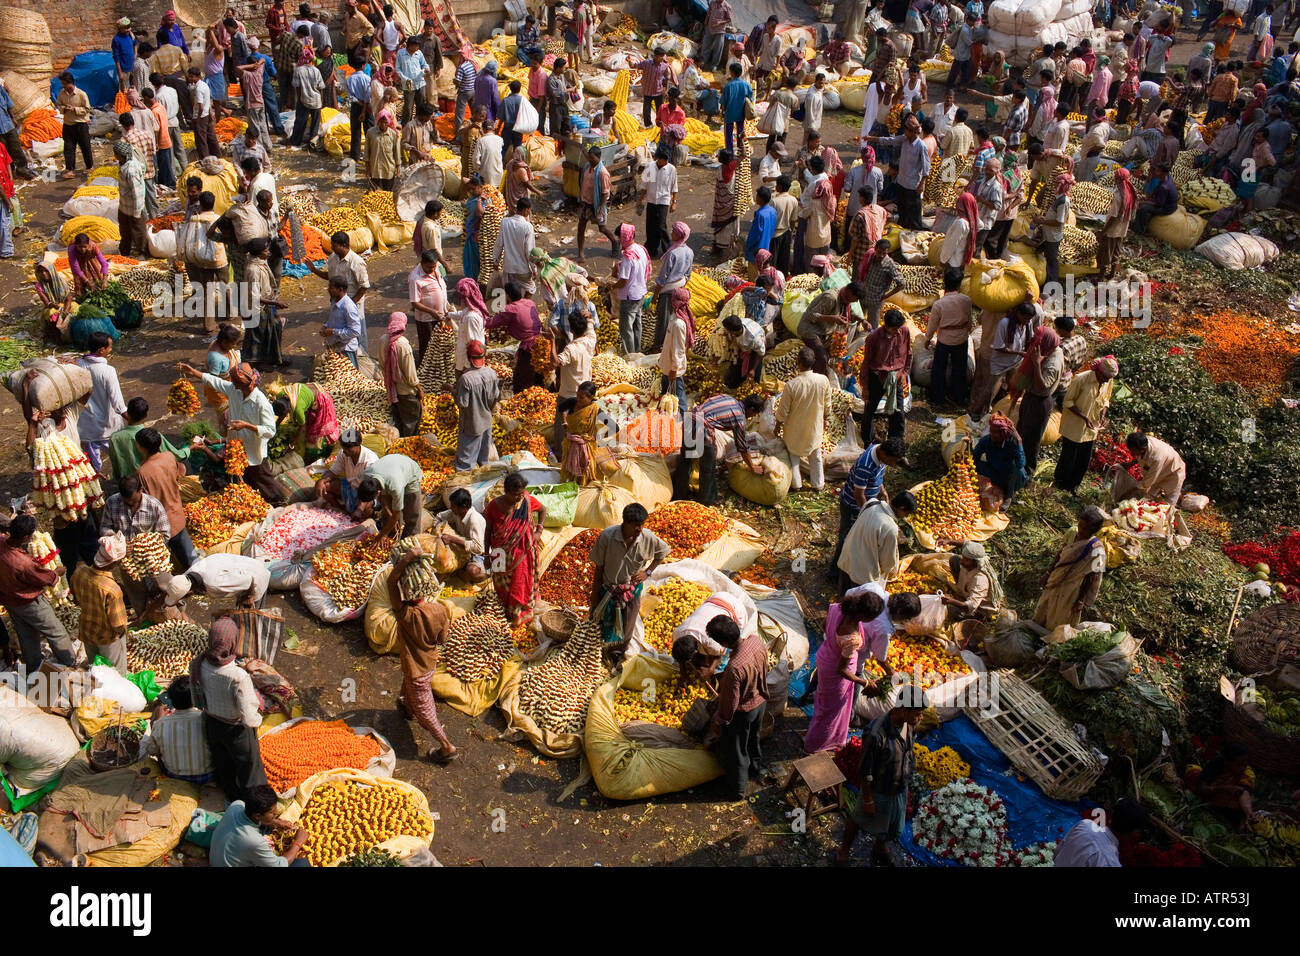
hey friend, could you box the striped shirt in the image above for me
[125,128,156,178]
[140,708,214,778]
[101,491,171,539]
[1003,101,1028,148]
[689,394,751,454]
[198,659,262,727]
[840,444,887,508]
[455,60,477,94]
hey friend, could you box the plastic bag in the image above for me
[1195,233,1280,269]
[1058,631,1138,690]
[530,482,580,527]
[983,618,1046,668]
[89,664,147,713]
[0,685,80,794]
[299,567,383,623]
[146,224,177,261]
[514,96,540,134]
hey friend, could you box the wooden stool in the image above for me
[782,752,846,820]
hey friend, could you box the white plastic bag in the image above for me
[61,193,118,220]
[146,224,177,261]
[902,594,948,635]
[514,96,540,134]
[1195,233,1280,270]
[88,665,147,714]
[299,567,384,623]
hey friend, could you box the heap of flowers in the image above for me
[1224,529,1300,601]
[1089,433,1140,476]
[257,508,359,560]
[912,781,1012,866]
[1009,842,1058,866]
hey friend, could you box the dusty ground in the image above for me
[0,20,1234,866]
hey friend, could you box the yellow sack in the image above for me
[727,454,792,506]
[1149,208,1206,250]
[1008,246,1098,283]
[181,159,240,215]
[85,769,198,867]
[895,551,958,589]
[884,289,938,314]
[344,225,374,253]
[884,222,903,252]
[993,395,1061,446]
[606,454,673,513]
[966,258,1039,313]
[60,215,120,245]
[495,658,584,758]
[585,656,723,800]
[429,656,523,718]
[323,121,351,157]
[537,525,591,577]
[571,481,637,529]
[694,518,764,572]
[278,768,434,866]
[206,520,258,555]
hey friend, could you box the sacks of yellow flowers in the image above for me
[966,258,1039,312]
[1148,208,1206,250]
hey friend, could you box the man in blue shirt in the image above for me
[112,18,136,93]
[395,36,429,125]
[516,15,545,67]
[250,39,287,137]
[720,62,753,154]
[500,80,525,158]
[0,80,33,180]
[829,438,905,582]
[323,277,364,367]
[744,185,777,263]
[156,10,190,54]
[210,785,309,867]
[345,58,373,161]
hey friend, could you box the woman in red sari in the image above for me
[483,472,548,625]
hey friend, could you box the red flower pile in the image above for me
[1223,529,1300,602]
[1089,434,1142,477]
[1119,831,1203,867]
[833,737,863,787]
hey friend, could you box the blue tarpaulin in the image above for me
[899,715,1088,865]
[51,51,118,111]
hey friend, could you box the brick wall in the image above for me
[4,0,653,70]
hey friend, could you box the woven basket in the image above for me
[0,6,51,45]
[0,70,50,122]
[964,669,1103,801]
[1222,676,1300,778]
[1232,604,1300,674]
[88,726,143,773]
[540,608,578,645]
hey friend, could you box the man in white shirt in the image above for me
[493,197,537,292]
[176,360,282,504]
[159,553,272,609]
[150,72,185,169]
[1054,800,1148,866]
[194,617,268,801]
[449,284,486,373]
[657,288,690,412]
[186,66,219,160]
[476,128,504,188]
[408,250,446,361]
[139,676,214,783]
[77,332,127,474]
[637,146,678,258]
[437,487,487,581]
[758,139,785,186]
[316,427,379,512]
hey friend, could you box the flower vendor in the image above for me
[1033,505,1108,631]
[315,427,379,514]
[355,454,425,540]
[69,533,131,671]
[435,488,488,584]
[589,503,670,658]
[836,683,929,866]
[269,382,341,470]
[0,514,78,669]
[191,616,270,803]
[700,615,769,801]
[838,491,918,592]
[1054,799,1148,867]
[804,589,889,756]
[1111,431,1187,508]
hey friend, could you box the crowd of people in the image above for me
[0,0,1287,867]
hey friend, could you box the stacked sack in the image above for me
[986,0,1100,65]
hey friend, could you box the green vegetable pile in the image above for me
[1045,629,1121,665]
[77,280,129,314]
[337,847,403,867]
[1257,687,1300,738]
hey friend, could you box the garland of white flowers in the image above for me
[912,781,1012,866]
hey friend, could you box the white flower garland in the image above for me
[912,780,1011,866]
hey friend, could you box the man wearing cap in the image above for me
[758,140,785,187]
[316,427,379,512]
[113,18,137,94]
[355,454,425,538]
[70,535,131,671]
[836,684,928,865]
[159,553,271,612]
[638,146,678,259]
[175,360,283,505]
[454,341,500,470]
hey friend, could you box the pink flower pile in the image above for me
[257,508,359,560]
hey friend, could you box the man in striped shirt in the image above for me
[454,48,477,129]
[140,676,214,783]
[674,393,766,505]
[829,438,904,582]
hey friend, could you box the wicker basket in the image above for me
[0,7,52,44]
[1221,674,1300,778]
[539,608,578,645]
[963,669,1103,801]
[1232,603,1300,674]
[0,70,51,123]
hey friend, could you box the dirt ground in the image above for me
[0,20,1226,866]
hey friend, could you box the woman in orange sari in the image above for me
[483,472,548,625]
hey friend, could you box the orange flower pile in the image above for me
[166,378,200,416]
[422,394,459,446]
[531,336,554,374]
[260,720,383,792]
[619,409,682,453]
[224,439,249,476]
[388,436,456,491]
[312,535,391,607]
[280,217,331,264]
[738,550,782,588]
[19,109,61,149]
[53,254,139,272]
[644,502,730,559]
[215,116,248,143]
[185,483,272,549]
[1187,505,1232,541]
[497,428,551,460]
[829,329,847,360]
[539,528,601,606]
[148,213,184,231]
[500,386,556,424]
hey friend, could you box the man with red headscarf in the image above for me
[1098,167,1136,279]
[939,192,980,289]
[383,312,423,437]
[658,287,694,413]
[600,223,650,354]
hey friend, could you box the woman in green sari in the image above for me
[268,382,341,471]
[559,381,615,485]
